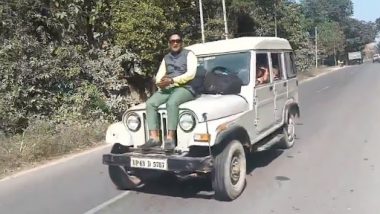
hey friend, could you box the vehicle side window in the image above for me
[256,53,271,86]
[270,53,283,81]
[284,52,297,78]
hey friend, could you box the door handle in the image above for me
[283,82,287,87]
[269,86,273,91]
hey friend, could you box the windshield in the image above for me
[197,52,251,85]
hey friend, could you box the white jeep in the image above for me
[103,37,300,201]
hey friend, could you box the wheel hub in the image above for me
[230,155,241,185]
[287,117,295,141]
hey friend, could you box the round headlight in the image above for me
[179,113,196,132]
[126,114,141,132]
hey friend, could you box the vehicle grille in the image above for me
[142,111,168,143]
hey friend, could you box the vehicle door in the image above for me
[271,52,288,123]
[284,52,298,101]
[254,52,276,134]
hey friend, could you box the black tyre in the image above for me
[108,144,143,190]
[212,140,246,201]
[108,166,143,190]
[278,114,296,149]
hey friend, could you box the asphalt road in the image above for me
[1,63,380,214]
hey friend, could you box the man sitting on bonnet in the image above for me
[139,32,197,151]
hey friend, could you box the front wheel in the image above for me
[108,143,143,190]
[212,140,246,201]
[108,166,143,190]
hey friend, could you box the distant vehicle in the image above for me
[373,54,380,63]
[348,51,363,65]
[102,37,300,201]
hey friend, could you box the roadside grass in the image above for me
[298,65,342,81]
[0,119,108,179]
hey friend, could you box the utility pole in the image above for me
[199,0,205,43]
[334,40,337,66]
[274,11,278,37]
[315,26,318,68]
[274,2,278,37]
[222,0,229,39]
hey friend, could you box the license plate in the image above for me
[130,157,168,171]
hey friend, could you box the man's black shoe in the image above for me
[164,139,176,152]
[138,139,161,150]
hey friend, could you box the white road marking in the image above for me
[316,86,330,93]
[83,191,131,214]
[0,143,112,183]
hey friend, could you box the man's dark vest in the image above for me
[164,50,204,96]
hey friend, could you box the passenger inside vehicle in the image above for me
[256,54,270,85]
[273,65,280,81]
[256,64,269,85]
[271,53,283,81]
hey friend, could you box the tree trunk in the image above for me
[334,42,337,66]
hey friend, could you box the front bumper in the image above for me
[103,152,213,172]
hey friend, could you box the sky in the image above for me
[352,0,380,22]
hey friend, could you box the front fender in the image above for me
[105,122,133,146]
[213,125,251,153]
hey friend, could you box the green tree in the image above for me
[111,0,171,76]
[0,0,133,133]
[111,0,201,75]
[301,0,353,30]
[342,18,377,53]
[376,17,380,32]
[317,21,345,65]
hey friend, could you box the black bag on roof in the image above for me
[203,66,242,95]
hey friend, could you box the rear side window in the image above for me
[270,53,284,81]
[255,53,271,85]
[284,52,297,78]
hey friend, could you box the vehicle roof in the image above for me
[185,37,292,56]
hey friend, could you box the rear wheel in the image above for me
[278,114,296,149]
[212,140,246,201]
[108,144,143,190]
